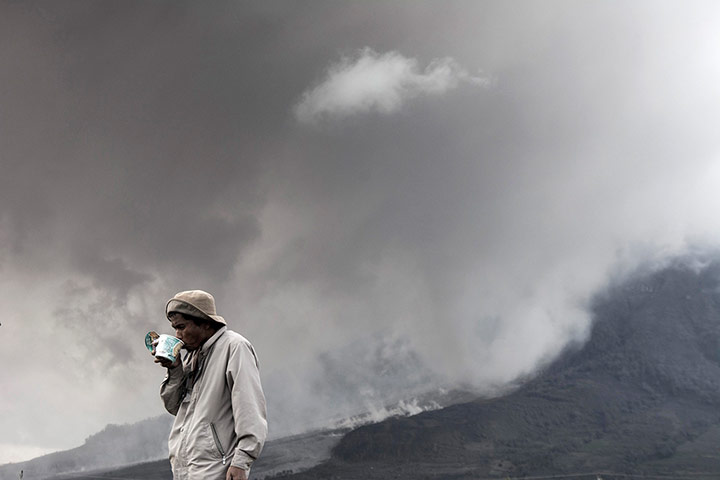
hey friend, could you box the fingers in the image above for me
[153,357,173,368]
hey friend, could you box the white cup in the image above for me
[154,334,184,363]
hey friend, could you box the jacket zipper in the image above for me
[210,423,228,465]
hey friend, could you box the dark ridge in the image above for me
[0,416,172,480]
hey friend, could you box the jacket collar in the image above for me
[201,326,227,354]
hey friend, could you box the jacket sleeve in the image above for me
[226,340,268,471]
[160,362,187,416]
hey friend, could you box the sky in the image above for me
[2,0,720,465]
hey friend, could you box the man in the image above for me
[153,290,267,480]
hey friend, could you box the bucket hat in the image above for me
[166,290,227,326]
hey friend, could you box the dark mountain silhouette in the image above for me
[278,258,720,479]
[0,416,172,480]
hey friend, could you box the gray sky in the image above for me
[2,0,720,464]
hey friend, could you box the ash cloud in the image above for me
[3,0,720,462]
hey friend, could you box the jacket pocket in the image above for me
[210,422,228,465]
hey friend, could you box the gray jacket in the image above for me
[161,327,267,479]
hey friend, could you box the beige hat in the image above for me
[166,290,226,326]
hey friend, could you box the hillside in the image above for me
[0,416,172,480]
[280,259,720,479]
[2,388,476,480]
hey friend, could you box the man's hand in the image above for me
[151,340,181,368]
[226,466,248,480]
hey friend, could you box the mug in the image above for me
[145,331,184,363]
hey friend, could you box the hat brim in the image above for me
[166,299,227,326]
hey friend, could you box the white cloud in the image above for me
[294,48,490,123]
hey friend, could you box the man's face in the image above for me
[169,314,212,351]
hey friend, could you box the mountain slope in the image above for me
[0,416,172,480]
[2,389,476,480]
[281,259,720,479]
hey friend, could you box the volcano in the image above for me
[281,258,720,479]
[22,258,720,480]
